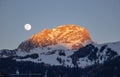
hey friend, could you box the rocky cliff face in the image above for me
[18,24,91,51]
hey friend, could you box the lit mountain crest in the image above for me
[28,24,91,50]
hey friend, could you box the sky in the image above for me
[0,0,120,49]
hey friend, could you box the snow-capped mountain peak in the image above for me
[0,24,120,77]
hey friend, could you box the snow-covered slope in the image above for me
[16,45,74,67]
[0,42,120,77]
[96,41,120,55]
[76,41,120,67]
[2,41,116,68]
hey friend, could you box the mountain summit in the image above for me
[19,24,91,51]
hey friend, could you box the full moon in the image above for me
[24,24,32,31]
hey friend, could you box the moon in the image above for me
[24,24,32,31]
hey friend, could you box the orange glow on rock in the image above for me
[29,24,91,50]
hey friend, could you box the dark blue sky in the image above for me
[0,0,120,49]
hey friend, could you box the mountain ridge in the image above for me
[0,40,120,68]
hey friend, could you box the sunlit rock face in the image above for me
[28,24,91,50]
